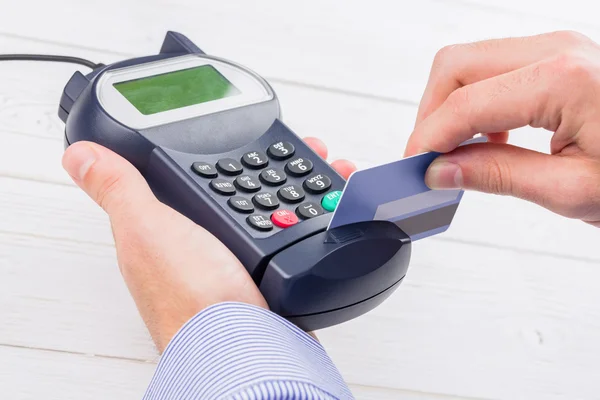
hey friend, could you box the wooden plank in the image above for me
[1,0,598,104]
[0,346,154,400]
[0,345,447,400]
[1,229,599,399]
[0,232,157,360]
[460,0,600,28]
[349,385,486,400]
[319,239,600,399]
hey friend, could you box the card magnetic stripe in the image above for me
[328,152,463,240]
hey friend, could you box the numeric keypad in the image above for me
[191,141,340,233]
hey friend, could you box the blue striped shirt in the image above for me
[143,303,354,400]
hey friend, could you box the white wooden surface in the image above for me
[1,1,600,399]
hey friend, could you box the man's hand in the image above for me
[62,139,356,352]
[406,31,600,227]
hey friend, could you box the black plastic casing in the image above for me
[58,31,411,330]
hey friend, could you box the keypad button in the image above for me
[278,184,305,203]
[303,173,332,194]
[191,162,218,178]
[253,192,280,210]
[271,209,299,228]
[267,141,295,160]
[234,175,261,192]
[260,168,287,186]
[322,190,342,211]
[247,214,274,231]
[228,196,254,213]
[216,158,243,175]
[210,179,236,196]
[285,157,313,177]
[296,202,325,219]
[241,151,269,169]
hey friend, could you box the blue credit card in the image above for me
[328,137,486,240]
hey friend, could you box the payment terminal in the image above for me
[58,32,411,330]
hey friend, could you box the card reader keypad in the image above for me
[260,168,287,186]
[267,141,295,160]
[234,175,261,192]
[216,158,243,175]
[242,151,269,169]
[303,173,332,194]
[191,141,342,234]
[253,192,279,210]
[228,196,254,213]
[285,157,313,177]
[192,162,218,178]
[210,179,236,195]
[278,184,305,203]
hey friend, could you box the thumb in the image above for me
[425,143,600,220]
[62,141,158,221]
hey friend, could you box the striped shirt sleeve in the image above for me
[142,302,354,400]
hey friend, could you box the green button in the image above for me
[321,190,342,212]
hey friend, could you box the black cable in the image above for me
[0,54,104,69]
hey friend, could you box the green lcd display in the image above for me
[113,65,241,115]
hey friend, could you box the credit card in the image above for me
[328,137,486,240]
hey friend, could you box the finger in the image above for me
[62,141,159,222]
[303,137,328,159]
[416,30,593,124]
[406,53,584,156]
[330,159,356,179]
[485,132,510,144]
[425,143,600,221]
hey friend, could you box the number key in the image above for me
[286,157,313,177]
[278,184,305,203]
[253,192,280,210]
[260,168,287,186]
[234,175,261,192]
[216,158,243,175]
[242,151,269,169]
[296,202,325,219]
[267,141,295,160]
[303,173,332,194]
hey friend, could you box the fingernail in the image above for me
[63,144,97,182]
[426,161,463,189]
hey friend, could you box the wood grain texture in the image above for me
[2,184,600,399]
[2,1,600,399]
[1,0,599,103]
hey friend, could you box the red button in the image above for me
[271,209,299,228]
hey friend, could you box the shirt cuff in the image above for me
[142,302,354,400]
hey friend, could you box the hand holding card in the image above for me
[328,137,487,240]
